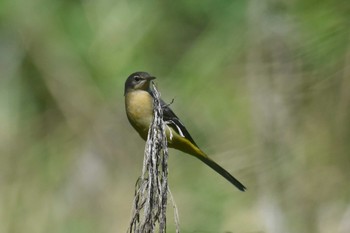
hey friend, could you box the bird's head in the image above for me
[124,72,156,95]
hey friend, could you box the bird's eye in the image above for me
[134,76,141,82]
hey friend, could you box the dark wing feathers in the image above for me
[160,99,198,147]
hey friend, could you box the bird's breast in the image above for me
[125,90,154,139]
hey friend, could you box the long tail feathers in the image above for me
[196,154,246,192]
[169,134,246,191]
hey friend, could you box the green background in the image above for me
[1,0,349,232]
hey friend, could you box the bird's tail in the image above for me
[195,151,246,192]
[169,134,246,191]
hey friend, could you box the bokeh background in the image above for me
[1,0,349,232]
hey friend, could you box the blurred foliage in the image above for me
[0,0,349,233]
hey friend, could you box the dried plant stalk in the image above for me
[128,83,180,233]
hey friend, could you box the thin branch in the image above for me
[128,83,180,233]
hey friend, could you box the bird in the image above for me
[124,71,246,191]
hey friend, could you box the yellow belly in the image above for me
[125,90,154,140]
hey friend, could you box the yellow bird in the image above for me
[124,72,246,191]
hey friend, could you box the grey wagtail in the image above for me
[124,71,246,191]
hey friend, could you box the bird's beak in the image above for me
[146,76,156,81]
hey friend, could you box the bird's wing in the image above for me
[160,99,198,147]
